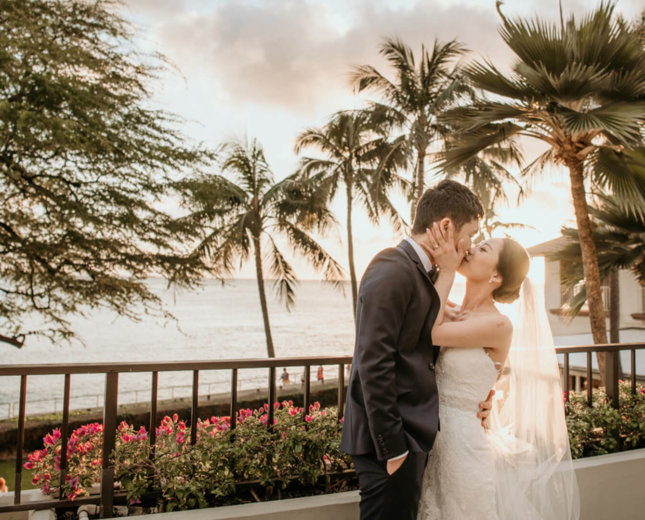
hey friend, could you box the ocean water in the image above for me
[0,278,475,419]
[0,279,362,418]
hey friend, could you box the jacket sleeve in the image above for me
[355,252,411,461]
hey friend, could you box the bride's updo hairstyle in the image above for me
[493,239,530,303]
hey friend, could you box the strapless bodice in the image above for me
[436,348,499,412]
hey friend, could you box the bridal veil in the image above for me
[488,278,580,519]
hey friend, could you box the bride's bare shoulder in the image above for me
[474,311,513,343]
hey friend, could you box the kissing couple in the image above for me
[340,180,579,519]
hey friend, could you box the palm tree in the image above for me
[295,110,408,317]
[553,151,645,319]
[351,37,472,216]
[444,143,529,241]
[441,2,645,352]
[176,139,344,357]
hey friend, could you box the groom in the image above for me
[340,180,491,520]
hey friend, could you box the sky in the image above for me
[118,0,644,283]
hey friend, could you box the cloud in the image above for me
[125,0,510,114]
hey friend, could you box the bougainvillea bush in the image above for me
[25,401,352,511]
[25,385,645,511]
[566,382,645,459]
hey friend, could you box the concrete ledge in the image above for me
[573,448,645,520]
[127,491,360,520]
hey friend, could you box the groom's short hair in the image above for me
[412,180,483,234]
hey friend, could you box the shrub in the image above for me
[25,401,352,511]
[566,382,645,459]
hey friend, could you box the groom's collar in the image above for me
[405,237,433,272]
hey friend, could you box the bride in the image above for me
[417,229,580,519]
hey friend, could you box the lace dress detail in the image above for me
[417,348,500,520]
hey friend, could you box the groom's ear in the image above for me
[439,217,452,233]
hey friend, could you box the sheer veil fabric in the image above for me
[488,279,580,519]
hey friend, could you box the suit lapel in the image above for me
[397,240,432,284]
[398,240,441,360]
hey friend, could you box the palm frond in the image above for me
[439,122,523,170]
[589,146,645,217]
[279,220,345,289]
[266,236,298,311]
[558,103,645,144]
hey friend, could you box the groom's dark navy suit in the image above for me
[340,239,441,520]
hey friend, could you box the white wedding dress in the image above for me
[417,347,501,520]
[418,281,579,520]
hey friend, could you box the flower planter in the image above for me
[124,448,645,520]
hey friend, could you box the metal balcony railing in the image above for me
[0,343,642,517]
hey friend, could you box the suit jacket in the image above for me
[340,240,441,461]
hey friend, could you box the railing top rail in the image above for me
[0,355,354,376]
[0,344,643,376]
[554,342,645,354]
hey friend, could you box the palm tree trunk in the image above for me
[609,269,620,343]
[346,181,358,321]
[411,148,426,221]
[567,158,608,379]
[253,233,276,358]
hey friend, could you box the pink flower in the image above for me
[289,408,298,416]
[263,403,269,411]
[23,461,34,470]
[43,429,61,446]
[305,415,313,423]
[172,413,179,422]
[273,402,280,410]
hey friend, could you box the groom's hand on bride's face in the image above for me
[478,389,495,431]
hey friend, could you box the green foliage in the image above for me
[0,0,215,347]
[550,174,645,316]
[566,382,645,458]
[351,38,472,200]
[442,1,645,178]
[26,402,352,511]
[175,139,344,357]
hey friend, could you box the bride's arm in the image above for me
[432,312,512,349]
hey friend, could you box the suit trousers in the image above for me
[352,451,428,520]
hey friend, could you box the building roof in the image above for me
[526,236,569,257]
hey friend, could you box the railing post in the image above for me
[190,370,199,445]
[14,375,27,505]
[563,354,570,402]
[586,352,593,406]
[150,371,158,454]
[605,350,620,408]
[230,368,238,430]
[303,365,311,419]
[337,363,345,421]
[631,349,636,395]
[101,372,118,519]
[59,374,71,500]
[268,367,276,430]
